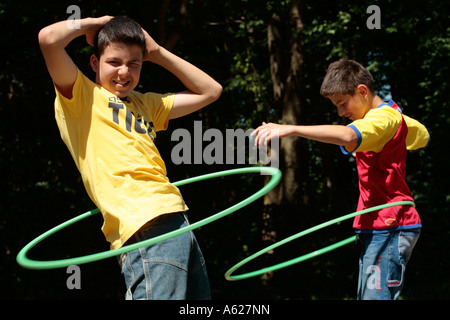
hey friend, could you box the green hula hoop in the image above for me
[225,200,415,281]
[16,166,281,270]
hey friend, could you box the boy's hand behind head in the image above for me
[85,16,114,46]
[141,29,161,63]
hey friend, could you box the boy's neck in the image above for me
[370,94,385,109]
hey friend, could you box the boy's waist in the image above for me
[352,201,420,231]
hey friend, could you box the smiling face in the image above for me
[329,85,371,121]
[330,93,364,121]
[90,42,143,98]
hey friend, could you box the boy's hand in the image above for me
[251,122,286,148]
[138,27,222,120]
[142,29,161,62]
[39,15,113,99]
[85,16,114,46]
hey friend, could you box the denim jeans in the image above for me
[118,212,210,300]
[357,228,420,300]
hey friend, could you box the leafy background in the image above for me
[1,0,449,299]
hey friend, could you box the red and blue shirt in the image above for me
[341,100,430,232]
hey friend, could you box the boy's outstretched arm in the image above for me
[38,16,112,99]
[252,122,358,149]
[141,29,222,120]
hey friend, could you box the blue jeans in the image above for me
[118,212,210,300]
[357,228,420,300]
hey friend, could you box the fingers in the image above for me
[85,16,114,46]
[141,29,161,62]
[251,122,276,148]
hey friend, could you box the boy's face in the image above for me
[329,85,370,121]
[91,42,143,98]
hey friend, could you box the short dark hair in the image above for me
[320,59,375,97]
[94,16,146,58]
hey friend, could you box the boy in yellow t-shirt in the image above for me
[39,15,222,299]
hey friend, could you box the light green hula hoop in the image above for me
[225,200,415,281]
[16,166,281,270]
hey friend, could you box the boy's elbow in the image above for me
[209,82,223,103]
[38,27,53,48]
[38,26,60,49]
[341,127,358,146]
[213,81,223,98]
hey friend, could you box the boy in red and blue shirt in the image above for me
[343,98,428,232]
[252,59,429,299]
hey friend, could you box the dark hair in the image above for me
[94,16,146,58]
[320,59,375,97]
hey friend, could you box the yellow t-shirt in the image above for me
[342,105,430,154]
[54,69,188,249]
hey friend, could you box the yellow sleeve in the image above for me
[342,106,402,154]
[54,68,94,118]
[403,114,430,150]
[136,92,175,132]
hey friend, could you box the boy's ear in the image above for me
[90,54,99,72]
[356,84,369,98]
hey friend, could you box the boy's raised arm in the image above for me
[141,29,222,120]
[38,16,112,99]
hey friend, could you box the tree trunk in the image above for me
[261,0,308,280]
[266,0,307,206]
[156,0,188,51]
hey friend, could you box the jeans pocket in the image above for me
[387,229,420,289]
[398,229,420,264]
[387,263,405,288]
